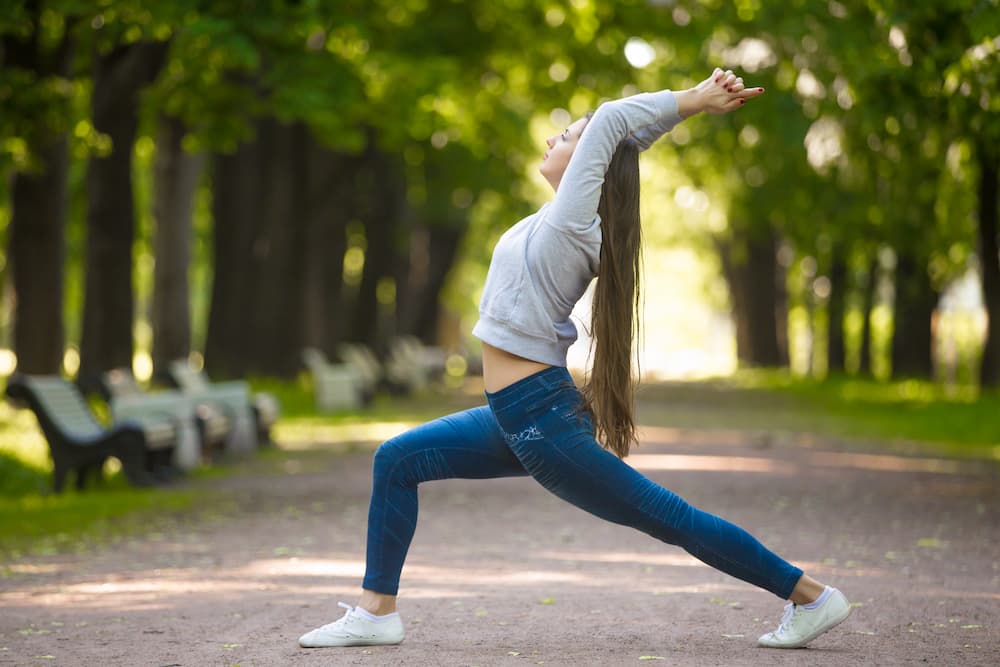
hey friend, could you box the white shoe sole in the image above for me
[299,637,404,648]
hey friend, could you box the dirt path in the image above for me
[2,403,999,666]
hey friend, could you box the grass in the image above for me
[748,371,1000,452]
[0,486,201,562]
[0,401,222,561]
[636,369,1000,459]
[1,370,997,561]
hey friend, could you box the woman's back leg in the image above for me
[363,405,528,596]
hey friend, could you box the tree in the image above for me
[78,38,169,388]
[1,2,76,374]
[976,143,1000,385]
[937,4,1000,385]
[150,114,204,372]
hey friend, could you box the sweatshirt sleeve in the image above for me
[630,95,683,151]
[544,90,680,235]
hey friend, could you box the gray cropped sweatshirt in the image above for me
[472,90,685,366]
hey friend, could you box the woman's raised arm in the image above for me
[547,68,764,234]
[633,68,766,151]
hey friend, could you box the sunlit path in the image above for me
[2,412,998,666]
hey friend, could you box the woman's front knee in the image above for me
[372,439,404,477]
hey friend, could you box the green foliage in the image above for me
[2,0,998,383]
[0,4,76,172]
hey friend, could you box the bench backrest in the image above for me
[7,375,104,440]
[168,360,209,392]
[337,343,381,384]
[301,347,329,372]
[102,368,144,398]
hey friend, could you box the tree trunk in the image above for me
[858,255,878,377]
[4,6,73,375]
[774,247,790,367]
[718,225,784,367]
[322,225,351,356]
[9,137,69,374]
[79,41,168,391]
[150,115,205,376]
[204,141,258,379]
[241,120,308,377]
[827,251,848,373]
[977,142,1000,387]
[803,274,816,377]
[890,252,936,379]
[395,222,426,338]
[393,221,416,338]
[300,142,357,357]
[401,221,464,343]
[350,146,404,353]
[717,238,752,366]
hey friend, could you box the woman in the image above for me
[299,67,851,651]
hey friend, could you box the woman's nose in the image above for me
[546,136,556,148]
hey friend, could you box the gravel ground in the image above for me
[2,402,998,667]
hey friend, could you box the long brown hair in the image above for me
[580,125,643,459]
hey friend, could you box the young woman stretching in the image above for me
[300,67,851,651]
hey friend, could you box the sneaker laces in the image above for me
[316,602,357,632]
[774,602,798,636]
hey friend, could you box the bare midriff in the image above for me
[481,342,553,393]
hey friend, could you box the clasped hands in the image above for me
[676,68,765,118]
[698,67,765,114]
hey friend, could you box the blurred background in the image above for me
[1,0,1000,580]
[1,0,999,392]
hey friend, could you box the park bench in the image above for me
[5,375,175,492]
[165,360,279,453]
[336,342,381,403]
[384,335,447,394]
[100,368,231,469]
[301,347,364,412]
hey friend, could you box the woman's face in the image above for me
[539,116,589,191]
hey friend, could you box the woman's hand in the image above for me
[675,68,765,118]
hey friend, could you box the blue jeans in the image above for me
[362,366,803,598]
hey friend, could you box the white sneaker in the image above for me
[757,587,852,649]
[299,602,405,648]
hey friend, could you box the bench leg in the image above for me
[116,435,155,487]
[52,463,68,494]
[76,460,105,490]
[151,449,180,483]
